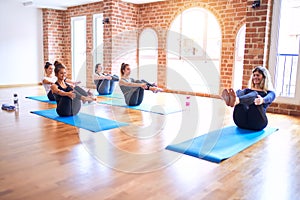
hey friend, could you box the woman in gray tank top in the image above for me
[119,63,163,106]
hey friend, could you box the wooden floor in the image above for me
[1,85,300,200]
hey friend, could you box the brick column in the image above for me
[243,0,272,87]
[42,9,67,64]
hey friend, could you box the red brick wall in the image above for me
[268,102,300,116]
[42,9,68,74]
[243,0,269,86]
[43,3,103,84]
[102,0,139,75]
[42,0,300,116]
[65,2,103,87]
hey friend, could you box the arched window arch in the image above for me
[138,28,158,83]
[166,7,221,94]
[233,24,246,90]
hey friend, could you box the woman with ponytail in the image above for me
[42,62,57,101]
[119,63,163,106]
[51,61,96,116]
[93,63,119,95]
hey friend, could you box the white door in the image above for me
[93,13,103,68]
[71,16,86,86]
[139,28,158,83]
[233,24,246,90]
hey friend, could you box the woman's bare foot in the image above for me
[228,88,236,107]
[88,96,97,103]
[221,89,230,106]
[87,89,94,97]
[82,97,87,104]
[82,96,97,104]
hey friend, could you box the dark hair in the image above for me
[54,62,66,75]
[44,62,52,69]
[53,60,62,67]
[120,63,129,76]
[95,63,101,73]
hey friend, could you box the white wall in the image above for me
[0,0,43,86]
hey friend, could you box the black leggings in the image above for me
[126,87,144,106]
[55,86,88,117]
[120,80,145,106]
[47,91,55,101]
[233,91,268,130]
[95,79,117,95]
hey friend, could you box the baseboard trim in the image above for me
[0,83,41,88]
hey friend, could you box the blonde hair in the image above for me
[248,66,274,92]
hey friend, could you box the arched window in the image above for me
[166,7,221,94]
[233,24,246,90]
[138,28,158,83]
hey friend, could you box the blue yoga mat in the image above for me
[96,93,124,99]
[26,95,56,104]
[100,99,182,115]
[31,108,128,132]
[166,126,278,163]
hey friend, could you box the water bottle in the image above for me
[13,93,19,109]
[185,96,191,111]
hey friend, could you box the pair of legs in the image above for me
[56,95,81,117]
[126,86,145,106]
[221,89,267,130]
[55,86,96,116]
[47,90,55,101]
[120,80,163,106]
[120,80,145,106]
[73,86,96,104]
[94,75,119,95]
[140,79,163,93]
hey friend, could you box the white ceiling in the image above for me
[20,0,165,10]
[19,0,300,10]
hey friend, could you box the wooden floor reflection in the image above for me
[0,85,299,200]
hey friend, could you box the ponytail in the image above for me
[120,63,128,76]
[44,62,52,69]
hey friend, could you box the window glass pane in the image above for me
[275,1,299,97]
[206,14,221,59]
[167,8,221,94]
[139,28,158,83]
[93,14,103,68]
[181,8,204,57]
[71,16,86,86]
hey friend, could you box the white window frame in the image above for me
[269,0,300,105]
[166,7,221,94]
[138,28,158,83]
[233,24,246,90]
[93,13,104,69]
[71,16,86,86]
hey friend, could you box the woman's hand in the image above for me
[66,91,75,99]
[141,83,148,89]
[254,95,264,105]
[106,76,112,80]
[74,81,81,86]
